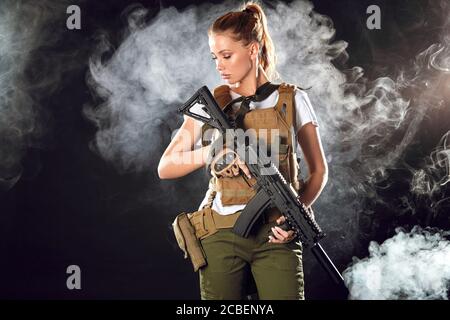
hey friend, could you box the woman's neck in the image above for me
[230,65,269,97]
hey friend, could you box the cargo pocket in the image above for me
[188,210,209,239]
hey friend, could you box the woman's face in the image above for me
[209,32,256,85]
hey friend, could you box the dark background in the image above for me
[0,0,448,299]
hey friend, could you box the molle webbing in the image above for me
[202,83,300,207]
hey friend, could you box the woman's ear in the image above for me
[249,42,260,60]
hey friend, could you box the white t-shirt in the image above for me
[191,87,319,215]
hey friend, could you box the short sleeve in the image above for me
[294,89,319,133]
[181,104,207,147]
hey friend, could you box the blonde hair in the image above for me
[208,2,278,80]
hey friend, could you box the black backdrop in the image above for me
[0,0,449,300]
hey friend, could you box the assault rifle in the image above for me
[179,86,348,295]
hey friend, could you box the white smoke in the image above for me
[84,3,224,174]
[343,226,450,300]
[411,131,450,196]
[85,0,450,256]
[410,7,450,198]
[0,0,73,190]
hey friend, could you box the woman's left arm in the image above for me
[269,122,328,243]
[296,122,328,207]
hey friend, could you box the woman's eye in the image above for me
[210,55,230,61]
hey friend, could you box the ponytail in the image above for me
[208,2,278,80]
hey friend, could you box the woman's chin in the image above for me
[225,79,241,88]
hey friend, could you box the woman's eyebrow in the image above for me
[211,49,231,55]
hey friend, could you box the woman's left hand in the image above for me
[268,216,296,244]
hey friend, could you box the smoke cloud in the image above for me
[409,11,450,213]
[85,0,450,278]
[0,0,74,190]
[84,3,224,174]
[343,226,450,300]
[412,131,450,196]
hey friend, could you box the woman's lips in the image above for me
[221,74,231,79]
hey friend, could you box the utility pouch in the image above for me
[172,212,207,272]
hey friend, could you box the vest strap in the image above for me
[274,83,296,152]
[275,83,296,140]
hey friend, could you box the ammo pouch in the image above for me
[172,207,240,272]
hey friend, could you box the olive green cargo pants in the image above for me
[199,219,304,300]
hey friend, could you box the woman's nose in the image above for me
[216,60,224,72]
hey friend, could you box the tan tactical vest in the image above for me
[202,83,304,207]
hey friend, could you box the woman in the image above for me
[158,2,328,300]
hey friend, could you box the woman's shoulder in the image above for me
[275,82,310,102]
[277,82,316,117]
[295,91,315,118]
[276,82,308,93]
[294,87,311,103]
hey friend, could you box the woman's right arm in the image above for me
[157,116,212,179]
